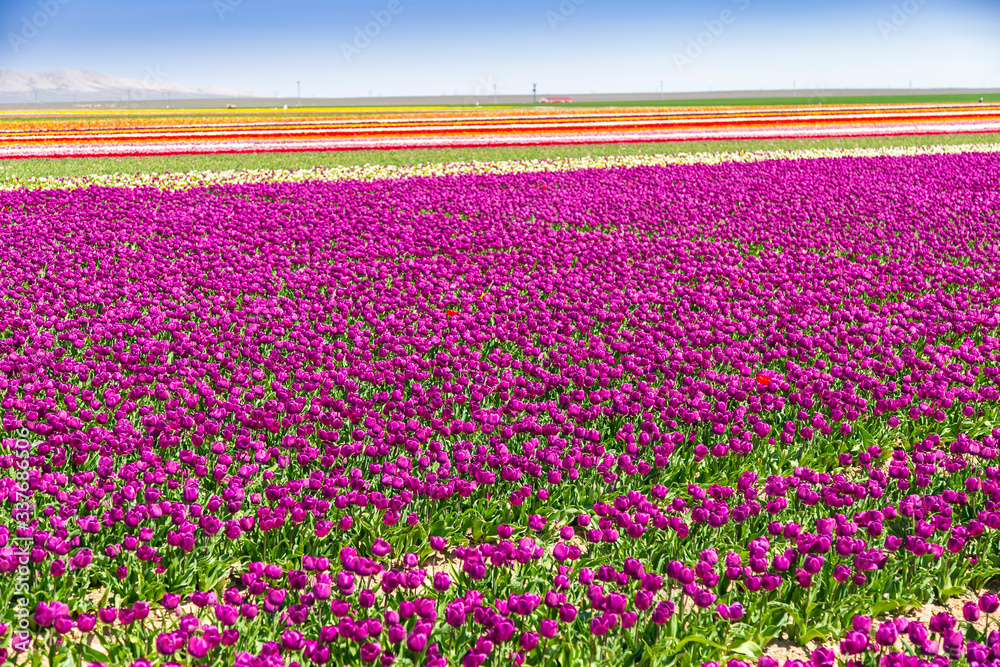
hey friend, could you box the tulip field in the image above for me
[1,102,999,159]
[6,135,1000,667]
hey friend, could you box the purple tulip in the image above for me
[372,539,392,558]
[360,642,382,664]
[433,572,452,592]
[651,601,675,625]
[34,603,57,627]
[53,617,75,635]
[694,589,717,608]
[281,629,304,651]
[214,605,239,626]
[942,629,964,655]
[559,604,579,623]
[155,633,180,656]
[840,630,869,655]
[360,589,377,608]
[187,636,210,660]
[406,632,428,653]
[70,549,93,570]
[928,613,955,634]
[875,622,899,646]
[811,647,835,667]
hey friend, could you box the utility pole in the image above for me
[532,83,537,104]
[296,81,301,107]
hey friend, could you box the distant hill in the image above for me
[0,68,260,104]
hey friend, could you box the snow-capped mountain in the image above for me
[0,68,259,103]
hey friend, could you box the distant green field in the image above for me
[1,132,998,181]
[555,93,1000,108]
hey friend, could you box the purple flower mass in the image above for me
[5,152,1000,665]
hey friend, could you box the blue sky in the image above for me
[1,0,998,97]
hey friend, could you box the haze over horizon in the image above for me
[1,0,998,100]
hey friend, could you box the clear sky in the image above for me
[1,0,998,98]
